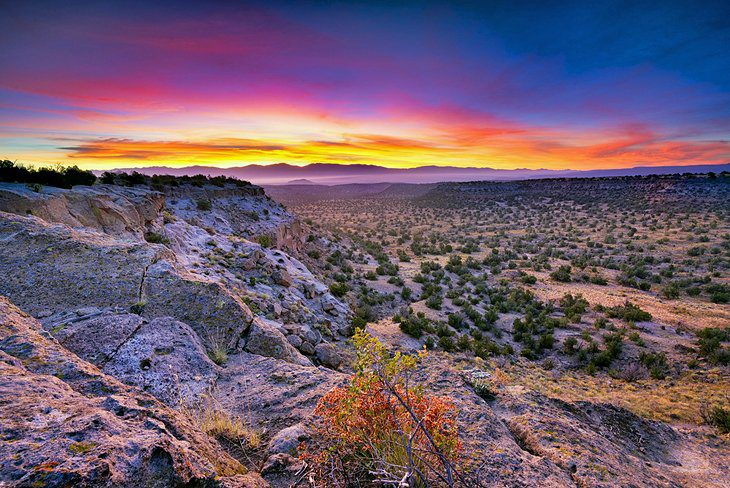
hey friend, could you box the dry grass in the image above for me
[496,360,730,426]
[530,277,730,331]
[207,346,228,366]
[180,398,262,450]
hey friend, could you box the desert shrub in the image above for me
[207,346,228,366]
[376,262,399,276]
[687,286,702,297]
[589,275,608,285]
[613,361,649,382]
[180,397,260,449]
[302,330,463,487]
[639,351,669,379]
[520,273,537,284]
[397,311,433,338]
[687,246,705,257]
[329,282,349,298]
[473,381,495,401]
[196,198,212,211]
[130,300,146,315]
[467,371,498,401]
[628,331,645,347]
[456,334,472,351]
[425,294,443,310]
[447,313,464,329]
[401,286,412,301]
[144,231,168,244]
[256,234,273,248]
[701,405,730,434]
[550,265,572,282]
[604,301,652,323]
[560,293,588,322]
[696,327,730,365]
[706,284,730,304]
[563,336,578,354]
[661,282,680,299]
[438,335,456,352]
[593,317,610,330]
[118,171,146,186]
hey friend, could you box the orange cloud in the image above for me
[51,130,730,171]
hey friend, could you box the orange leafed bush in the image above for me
[302,330,462,487]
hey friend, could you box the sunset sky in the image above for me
[1,0,729,170]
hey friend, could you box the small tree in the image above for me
[302,330,463,486]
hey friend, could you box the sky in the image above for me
[1,0,729,171]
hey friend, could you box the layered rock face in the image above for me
[0,183,165,239]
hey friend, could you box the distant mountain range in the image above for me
[104,162,730,185]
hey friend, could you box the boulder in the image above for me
[272,268,293,287]
[286,334,303,349]
[299,341,315,355]
[314,343,343,369]
[244,319,311,366]
[300,326,322,346]
[261,453,300,475]
[267,423,309,456]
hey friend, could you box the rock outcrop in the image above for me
[0,181,352,366]
[0,183,165,239]
[0,296,261,487]
[0,181,354,486]
[48,310,219,405]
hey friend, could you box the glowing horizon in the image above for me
[1,1,729,172]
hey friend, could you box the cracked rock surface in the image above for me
[0,296,263,487]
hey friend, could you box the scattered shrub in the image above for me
[701,405,730,434]
[329,282,349,298]
[196,198,212,211]
[207,346,228,366]
[550,265,572,282]
[180,397,260,449]
[144,232,168,244]
[696,327,730,365]
[639,351,669,379]
[604,301,652,323]
[256,234,274,248]
[302,330,463,486]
